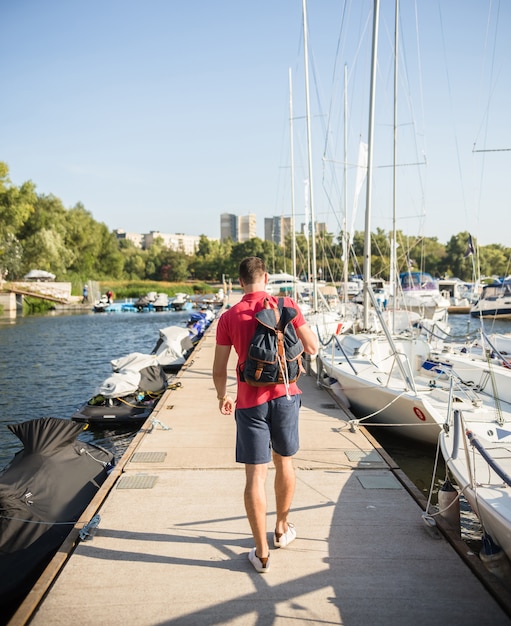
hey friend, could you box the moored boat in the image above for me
[71,353,168,426]
[152,293,170,311]
[440,410,511,566]
[470,278,511,320]
[0,417,114,609]
[170,293,193,311]
[437,277,473,314]
[394,271,450,322]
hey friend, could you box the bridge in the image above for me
[6,286,69,304]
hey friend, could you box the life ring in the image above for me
[414,407,426,422]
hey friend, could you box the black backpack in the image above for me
[239,297,304,388]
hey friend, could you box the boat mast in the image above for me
[363,0,380,329]
[289,68,298,302]
[302,0,318,311]
[390,0,399,334]
[342,63,349,305]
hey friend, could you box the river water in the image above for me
[1,308,510,545]
[0,308,191,469]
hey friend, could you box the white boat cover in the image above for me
[96,370,141,398]
[154,326,194,366]
[111,352,159,373]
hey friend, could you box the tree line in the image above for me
[1,162,509,292]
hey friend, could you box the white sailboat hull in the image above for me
[321,358,441,444]
[319,332,511,447]
[441,423,511,562]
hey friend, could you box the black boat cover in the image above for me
[0,417,114,608]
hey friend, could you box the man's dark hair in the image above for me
[239,257,266,285]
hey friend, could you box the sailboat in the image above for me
[317,0,511,448]
[440,409,511,565]
[290,1,354,341]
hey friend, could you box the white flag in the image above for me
[303,179,310,240]
[349,140,368,245]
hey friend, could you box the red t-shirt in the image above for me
[216,291,307,409]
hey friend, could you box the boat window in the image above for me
[483,286,505,298]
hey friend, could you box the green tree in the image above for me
[17,194,73,276]
[443,232,476,280]
[479,244,511,279]
[0,163,37,278]
[120,239,147,279]
[94,224,124,278]
[22,228,74,276]
[158,248,189,282]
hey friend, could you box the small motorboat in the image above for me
[0,417,114,610]
[93,297,137,314]
[152,293,170,312]
[470,278,511,320]
[394,271,450,322]
[72,353,168,426]
[151,325,195,372]
[186,310,213,341]
[170,293,192,311]
[134,292,157,312]
[93,294,111,313]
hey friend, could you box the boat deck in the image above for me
[9,296,511,625]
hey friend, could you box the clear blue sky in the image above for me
[1,0,510,247]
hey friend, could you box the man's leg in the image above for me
[244,463,269,558]
[273,451,296,535]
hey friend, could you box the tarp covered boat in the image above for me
[0,417,114,609]
[151,326,195,372]
[71,353,168,426]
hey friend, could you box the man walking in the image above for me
[213,257,318,573]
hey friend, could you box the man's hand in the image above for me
[218,395,234,415]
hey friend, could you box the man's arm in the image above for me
[296,323,319,356]
[213,344,234,415]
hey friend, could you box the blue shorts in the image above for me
[235,394,301,464]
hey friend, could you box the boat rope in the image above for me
[423,434,461,521]
[345,389,409,422]
[149,418,171,431]
[167,381,183,391]
[78,447,114,470]
[318,374,431,430]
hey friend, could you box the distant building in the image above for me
[238,214,257,242]
[220,213,238,242]
[113,229,144,248]
[143,231,201,255]
[114,229,202,254]
[264,216,292,246]
[300,222,328,237]
[220,212,257,243]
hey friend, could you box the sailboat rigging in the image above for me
[302,0,318,312]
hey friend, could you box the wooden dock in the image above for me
[9,299,511,625]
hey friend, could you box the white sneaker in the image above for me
[274,522,296,548]
[248,548,270,573]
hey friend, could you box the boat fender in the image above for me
[479,534,511,580]
[437,479,460,534]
